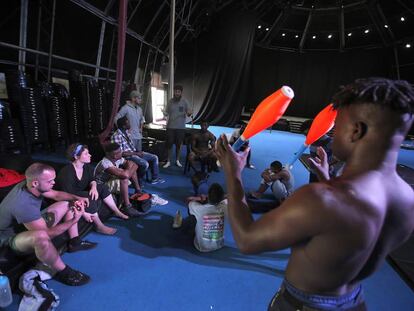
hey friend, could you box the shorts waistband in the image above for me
[282,279,364,310]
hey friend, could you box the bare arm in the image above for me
[191,135,201,154]
[216,134,323,254]
[42,189,89,206]
[106,160,137,179]
[269,170,290,182]
[24,207,82,238]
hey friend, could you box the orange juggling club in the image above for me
[232,86,295,151]
[288,103,337,167]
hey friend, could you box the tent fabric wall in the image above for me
[175,10,256,126]
[247,47,395,119]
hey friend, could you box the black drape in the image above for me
[248,47,395,118]
[176,11,256,126]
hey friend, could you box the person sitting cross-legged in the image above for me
[183,183,228,252]
[94,143,142,217]
[112,116,165,185]
[0,163,95,286]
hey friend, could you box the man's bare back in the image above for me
[286,172,414,295]
[216,78,414,310]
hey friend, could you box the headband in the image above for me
[73,144,83,157]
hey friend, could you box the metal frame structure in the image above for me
[0,0,412,86]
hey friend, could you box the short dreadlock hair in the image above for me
[332,78,414,115]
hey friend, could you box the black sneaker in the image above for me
[55,265,90,286]
[67,240,97,253]
[121,204,142,217]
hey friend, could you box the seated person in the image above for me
[190,171,210,196]
[112,116,165,185]
[249,160,294,203]
[229,123,255,169]
[56,144,130,235]
[94,143,142,217]
[0,163,95,286]
[189,121,218,172]
[185,183,228,252]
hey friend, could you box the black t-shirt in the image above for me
[56,163,95,196]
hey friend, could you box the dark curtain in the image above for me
[175,10,256,126]
[248,47,394,118]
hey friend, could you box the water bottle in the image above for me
[0,274,13,308]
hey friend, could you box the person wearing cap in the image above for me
[115,90,145,152]
[162,85,193,168]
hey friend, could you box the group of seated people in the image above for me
[0,139,170,286]
[0,116,334,290]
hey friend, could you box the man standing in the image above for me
[0,163,95,286]
[189,121,218,172]
[215,78,414,310]
[163,85,192,168]
[115,90,145,152]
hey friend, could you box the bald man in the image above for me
[216,78,414,310]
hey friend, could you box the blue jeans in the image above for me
[127,152,159,181]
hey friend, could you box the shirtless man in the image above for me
[189,121,218,172]
[215,78,414,310]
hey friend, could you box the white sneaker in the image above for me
[172,210,182,229]
[151,194,168,206]
[176,160,183,167]
[163,161,171,168]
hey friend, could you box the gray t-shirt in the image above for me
[165,98,191,129]
[94,157,125,184]
[188,199,228,252]
[0,181,43,241]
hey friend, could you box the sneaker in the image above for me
[121,204,142,217]
[176,160,183,167]
[246,164,256,169]
[67,240,97,253]
[163,161,171,168]
[55,265,90,286]
[151,194,168,206]
[172,210,182,229]
[150,177,166,185]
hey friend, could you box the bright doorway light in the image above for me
[151,87,166,125]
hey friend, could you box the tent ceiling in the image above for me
[96,0,413,52]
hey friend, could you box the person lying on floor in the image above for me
[56,143,130,235]
[94,143,142,217]
[112,116,165,185]
[0,163,94,286]
[249,160,294,204]
[182,183,228,252]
